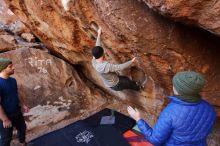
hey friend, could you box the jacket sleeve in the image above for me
[137,108,172,146]
[103,60,133,73]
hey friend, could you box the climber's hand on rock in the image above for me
[131,57,136,63]
[98,27,102,35]
[127,106,141,121]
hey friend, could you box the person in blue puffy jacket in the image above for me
[127,71,216,146]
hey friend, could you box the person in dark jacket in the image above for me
[127,71,216,146]
[0,58,29,146]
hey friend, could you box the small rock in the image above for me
[21,32,35,42]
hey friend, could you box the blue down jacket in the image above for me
[137,96,216,146]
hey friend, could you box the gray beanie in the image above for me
[172,71,205,102]
[0,58,12,72]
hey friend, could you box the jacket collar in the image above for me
[167,96,202,105]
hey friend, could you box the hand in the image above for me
[3,119,12,128]
[98,27,102,35]
[22,105,30,113]
[131,57,136,63]
[127,106,141,121]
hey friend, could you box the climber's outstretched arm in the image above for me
[96,27,102,46]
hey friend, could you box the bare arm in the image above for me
[0,105,9,121]
[95,28,102,46]
[0,104,12,128]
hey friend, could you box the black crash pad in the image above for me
[83,108,136,133]
[29,108,135,146]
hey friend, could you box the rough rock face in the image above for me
[0,0,32,52]
[0,0,17,24]
[140,0,220,36]
[0,0,17,52]
[0,26,41,52]
[0,31,17,52]
[0,0,29,33]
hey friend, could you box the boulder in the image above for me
[140,0,220,36]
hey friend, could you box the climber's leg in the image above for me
[111,76,140,91]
